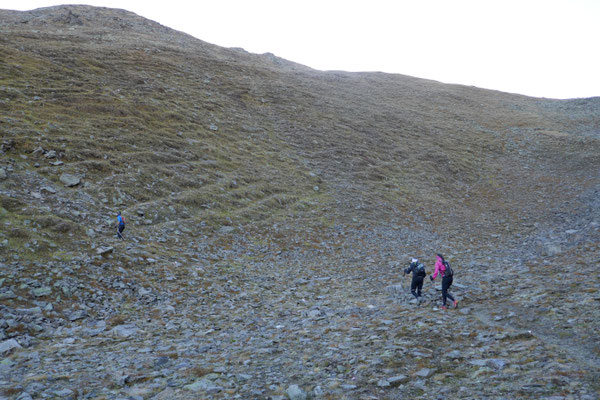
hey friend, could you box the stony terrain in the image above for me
[1,5,599,400]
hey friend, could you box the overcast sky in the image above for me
[3,0,599,99]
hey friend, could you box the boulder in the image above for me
[60,173,81,187]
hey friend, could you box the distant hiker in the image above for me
[116,211,125,239]
[404,258,426,304]
[430,253,458,310]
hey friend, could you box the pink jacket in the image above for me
[431,255,447,280]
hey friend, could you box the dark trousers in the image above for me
[117,223,125,238]
[441,275,455,306]
[411,276,424,299]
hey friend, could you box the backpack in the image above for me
[414,262,426,277]
[443,260,453,277]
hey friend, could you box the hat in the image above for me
[411,258,418,263]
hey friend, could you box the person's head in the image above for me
[436,253,445,263]
[117,211,121,216]
[411,258,418,264]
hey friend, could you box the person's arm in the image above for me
[403,264,412,276]
[431,261,440,280]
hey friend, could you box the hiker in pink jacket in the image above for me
[430,253,458,310]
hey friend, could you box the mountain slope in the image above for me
[1,5,599,399]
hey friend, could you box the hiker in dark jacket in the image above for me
[404,258,426,304]
[116,211,125,239]
[430,253,458,310]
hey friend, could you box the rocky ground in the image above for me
[1,188,598,399]
[1,5,599,400]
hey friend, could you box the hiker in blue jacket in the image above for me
[116,211,125,239]
[404,258,426,304]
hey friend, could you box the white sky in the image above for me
[2,0,599,99]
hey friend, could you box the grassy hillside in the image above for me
[2,7,598,252]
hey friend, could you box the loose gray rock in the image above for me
[32,287,52,297]
[415,368,435,378]
[0,168,6,179]
[385,285,404,296]
[59,173,81,187]
[542,243,561,256]
[286,384,307,400]
[313,386,324,397]
[184,378,221,393]
[32,146,44,157]
[40,186,57,194]
[388,375,409,386]
[54,388,73,397]
[96,246,114,255]
[67,310,87,322]
[377,379,391,387]
[0,339,22,355]
[486,359,508,370]
[151,387,176,400]
[445,350,463,359]
[17,307,42,315]
[110,324,139,338]
[0,291,16,300]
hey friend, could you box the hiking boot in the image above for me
[441,305,447,311]
[453,300,459,308]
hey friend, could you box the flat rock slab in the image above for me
[0,339,22,355]
[415,368,435,378]
[96,246,114,255]
[60,173,81,187]
[32,287,52,297]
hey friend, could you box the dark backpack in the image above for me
[415,262,426,277]
[443,260,453,277]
